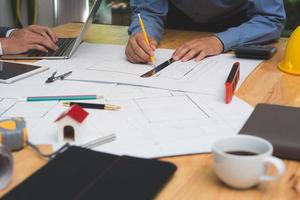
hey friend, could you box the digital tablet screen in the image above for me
[0,61,41,80]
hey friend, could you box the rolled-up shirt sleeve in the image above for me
[128,0,168,42]
[215,0,286,51]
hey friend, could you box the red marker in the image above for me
[225,62,240,104]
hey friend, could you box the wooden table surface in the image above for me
[1,23,299,200]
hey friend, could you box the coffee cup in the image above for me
[212,135,285,189]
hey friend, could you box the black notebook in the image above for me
[239,103,300,161]
[1,146,177,200]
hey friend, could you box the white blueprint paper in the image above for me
[0,43,257,158]
[1,85,253,158]
[36,43,262,98]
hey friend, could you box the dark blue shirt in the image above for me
[128,0,286,51]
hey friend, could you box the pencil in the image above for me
[26,95,103,102]
[63,102,121,111]
[137,13,155,63]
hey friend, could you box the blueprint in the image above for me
[0,43,259,158]
[37,43,262,98]
[0,83,253,158]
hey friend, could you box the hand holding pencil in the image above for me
[137,13,155,63]
[125,13,157,64]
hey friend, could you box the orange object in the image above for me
[138,13,155,63]
[278,26,300,75]
[0,117,28,151]
[225,62,240,104]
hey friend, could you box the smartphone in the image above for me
[233,45,277,59]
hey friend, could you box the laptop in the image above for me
[1,0,102,60]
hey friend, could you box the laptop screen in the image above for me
[70,0,103,56]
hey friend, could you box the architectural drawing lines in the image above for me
[133,98,151,123]
[0,99,18,117]
[86,68,139,76]
[186,94,210,118]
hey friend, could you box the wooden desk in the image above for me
[1,23,299,199]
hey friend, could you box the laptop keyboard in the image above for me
[27,38,76,57]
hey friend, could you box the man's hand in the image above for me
[1,25,58,55]
[125,32,158,64]
[172,36,224,62]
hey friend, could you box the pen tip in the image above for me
[62,102,69,106]
[105,104,121,111]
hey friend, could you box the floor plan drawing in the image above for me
[0,43,259,158]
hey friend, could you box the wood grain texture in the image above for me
[0,145,51,197]
[1,23,299,200]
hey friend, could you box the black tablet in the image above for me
[0,61,48,84]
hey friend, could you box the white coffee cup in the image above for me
[212,135,285,189]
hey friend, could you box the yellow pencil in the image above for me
[137,13,155,63]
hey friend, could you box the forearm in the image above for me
[128,0,167,42]
[215,0,286,51]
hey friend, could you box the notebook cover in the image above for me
[77,156,177,200]
[1,146,177,200]
[239,103,300,160]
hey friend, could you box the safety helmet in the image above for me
[278,26,300,75]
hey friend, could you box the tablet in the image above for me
[0,61,49,84]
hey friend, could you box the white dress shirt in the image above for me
[0,41,3,56]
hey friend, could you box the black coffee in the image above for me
[225,150,258,156]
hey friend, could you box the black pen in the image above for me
[63,102,121,111]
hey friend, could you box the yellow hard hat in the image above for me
[278,26,300,75]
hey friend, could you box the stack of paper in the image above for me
[0,43,262,158]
